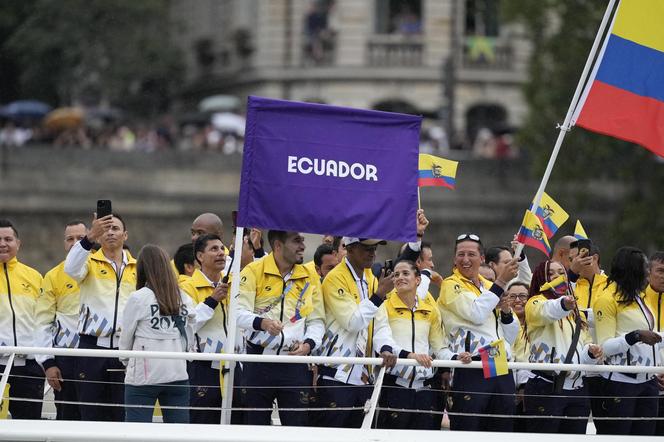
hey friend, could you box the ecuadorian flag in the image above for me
[574,220,589,240]
[479,339,509,379]
[418,154,458,189]
[530,192,569,239]
[540,274,569,296]
[573,0,664,157]
[517,210,552,256]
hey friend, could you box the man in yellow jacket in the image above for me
[64,213,137,421]
[645,251,664,435]
[0,219,44,419]
[36,220,87,420]
[437,233,518,432]
[237,230,326,426]
[317,237,395,428]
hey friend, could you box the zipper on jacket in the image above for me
[408,308,416,388]
[81,306,91,334]
[221,303,228,337]
[3,264,17,346]
[53,320,62,347]
[658,294,662,332]
[276,279,287,355]
[587,282,593,309]
[109,264,126,349]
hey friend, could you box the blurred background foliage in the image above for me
[0,0,183,117]
[503,0,663,255]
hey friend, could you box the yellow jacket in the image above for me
[373,293,446,388]
[437,268,519,358]
[595,281,659,383]
[645,284,664,333]
[35,261,81,367]
[319,258,380,385]
[237,253,325,355]
[179,268,230,355]
[64,244,137,348]
[1,257,42,363]
[525,294,596,389]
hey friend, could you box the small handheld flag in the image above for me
[574,220,589,240]
[418,154,458,189]
[540,274,569,296]
[517,210,552,256]
[530,192,569,238]
[479,339,509,379]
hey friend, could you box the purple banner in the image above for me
[237,96,420,242]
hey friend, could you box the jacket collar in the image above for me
[452,267,491,292]
[646,284,663,297]
[263,253,309,280]
[191,268,219,288]
[90,248,136,265]
[389,292,430,312]
[1,257,18,270]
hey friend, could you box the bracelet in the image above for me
[495,278,508,287]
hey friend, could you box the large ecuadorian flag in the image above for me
[573,0,664,157]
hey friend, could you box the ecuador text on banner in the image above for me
[572,0,664,157]
[237,96,421,242]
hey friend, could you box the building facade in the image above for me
[171,0,531,148]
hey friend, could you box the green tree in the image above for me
[504,0,664,256]
[4,0,184,116]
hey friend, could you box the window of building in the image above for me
[375,0,423,35]
[465,0,500,37]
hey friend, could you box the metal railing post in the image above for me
[0,353,15,413]
[361,365,386,429]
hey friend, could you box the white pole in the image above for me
[514,0,618,258]
[0,353,14,411]
[361,365,386,429]
[220,226,244,424]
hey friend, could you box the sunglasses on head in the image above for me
[456,233,481,242]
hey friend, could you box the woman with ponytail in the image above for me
[595,246,662,435]
[523,259,603,434]
[119,244,196,423]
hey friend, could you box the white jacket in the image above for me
[119,287,196,386]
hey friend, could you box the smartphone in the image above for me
[96,199,112,218]
[384,259,394,275]
[577,239,592,256]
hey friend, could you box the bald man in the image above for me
[552,235,576,270]
[191,213,224,242]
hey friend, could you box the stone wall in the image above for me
[0,146,616,274]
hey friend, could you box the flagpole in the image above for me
[220,226,244,424]
[515,0,618,257]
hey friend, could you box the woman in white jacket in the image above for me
[120,244,196,423]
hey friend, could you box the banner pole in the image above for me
[220,226,244,424]
[515,0,618,257]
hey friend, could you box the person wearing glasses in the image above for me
[437,233,519,432]
[523,260,603,434]
[317,237,396,428]
[505,281,529,432]
[595,247,662,435]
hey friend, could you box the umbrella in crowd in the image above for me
[0,100,52,120]
[44,107,85,131]
[198,94,240,113]
[212,112,246,136]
